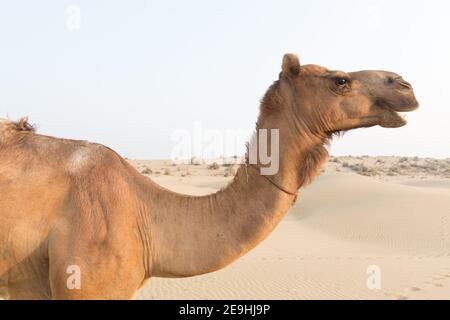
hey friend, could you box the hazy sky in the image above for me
[1,0,449,159]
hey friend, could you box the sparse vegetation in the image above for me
[181,170,191,177]
[224,166,237,177]
[329,156,341,163]
[324,156,450,180]
[388,167,399,175]
[351,163,376,176]
[141,156,450,181]
[208,162,220,170]
[190,157,201,166]
[141,167,152,175]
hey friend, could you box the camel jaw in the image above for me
[379,108,408,128]
[377,101,419,128]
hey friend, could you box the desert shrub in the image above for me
[190,157,201,166]
[181,170,191,177]
[388,167,399,175]
[163,168,171,175]
[208,162,220,170]
[359,167,373,176]
[224,166,237,177]
[141,167,152,175]
[329,157,340,163]
[351,163,375,176]
[399,157,408,163]
[423,163,438,172]
[342,162,349,168]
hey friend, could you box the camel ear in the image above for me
[282,53,301,77]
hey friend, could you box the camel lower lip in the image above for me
[379,108,408,128]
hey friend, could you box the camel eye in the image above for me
[335,78,348,86]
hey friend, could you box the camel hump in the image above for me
[0,117,35,144]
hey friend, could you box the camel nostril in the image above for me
[386,76,412,90]
[398,79,412,89]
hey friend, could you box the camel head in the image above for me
[278,53,419,134]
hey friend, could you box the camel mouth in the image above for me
[378,100,419,113]
[376,99,419,128]
[380,108,408,128]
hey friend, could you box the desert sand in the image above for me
[129,156,450,300]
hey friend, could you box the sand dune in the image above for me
[292,173,450,255]
[134,160,450,300]
[398,179,450,189]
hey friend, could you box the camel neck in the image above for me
[247,164,299,196]
[145,163,296,278]
[143,134,327,278]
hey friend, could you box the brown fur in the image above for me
[0,118,35,147]
[15,118,35,132]
[0,54,418,299]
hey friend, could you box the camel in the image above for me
[0,54,418,299]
